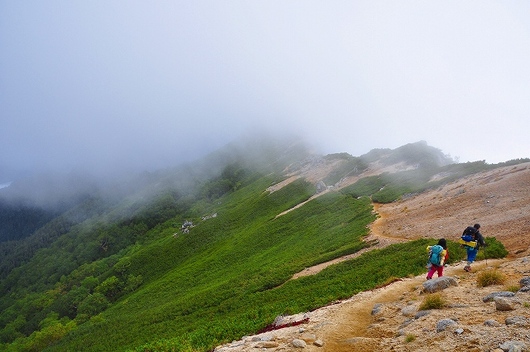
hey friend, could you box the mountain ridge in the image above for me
[0,138,527,351]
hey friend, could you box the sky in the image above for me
[1,1,530,182]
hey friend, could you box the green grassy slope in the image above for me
[43,176,375,351]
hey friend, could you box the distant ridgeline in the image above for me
[0,200,59,242]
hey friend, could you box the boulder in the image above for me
[436,318,458,332]
[505,316,529,326]
[499,340,527,352]
[422,276,458,293]
[494,296,518,311]
[292,339,307,348]
[483,291,515,303]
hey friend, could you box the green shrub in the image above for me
[405,334,416,343]
[77,293,109,316]
[505,285,520,293]
[95,276,122,300]
[14,320,76,352]
[477,270,506,287]
[418,293,446,310]
[479,238,509,259]
[447,237,508,263]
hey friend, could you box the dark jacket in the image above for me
[474,231,486,248]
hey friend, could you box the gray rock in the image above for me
[505,316,528,326]
[371,303,383,316]
[272,315,285,326]
[273,313,308,328]
[253,334,274,342]
[494,296,518,311]
[313,339,324,347]
[484,319,501,327]
[436,318,458,332]
[519,277,530,287]
[499,340,527,352]
[261,334,275,341]
[399,318,414,329]
[315,181,327,193]
[401,305,416,317]
[414,310,430,319]
[483,291,516,303]
[292,339,307,348]
[255,341,279,348]
[422,277,458,293]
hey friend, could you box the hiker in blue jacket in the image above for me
[463,223,486,272]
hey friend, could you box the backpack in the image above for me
[429,245,444,266]
[461,226,476,242]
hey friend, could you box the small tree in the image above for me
[81,276,99,292]
[95,276,122,300]
[77,293,109,316]
[124,274,143,293]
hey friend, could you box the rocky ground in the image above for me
[214,162,530,352]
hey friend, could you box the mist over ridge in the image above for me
[0,135,449,209]
[1,130,527,246]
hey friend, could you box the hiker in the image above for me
[426,238,449,280]
[463,223,486,272]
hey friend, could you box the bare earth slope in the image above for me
[215,162,530,352]
[374,162,530,256]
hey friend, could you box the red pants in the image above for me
[427,264,444,279]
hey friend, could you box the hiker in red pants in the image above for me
[426,238,449,280]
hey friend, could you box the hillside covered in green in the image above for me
[0,139,516,351]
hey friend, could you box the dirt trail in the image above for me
[316,259,506,352]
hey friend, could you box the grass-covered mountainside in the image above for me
[0,138,521,351]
